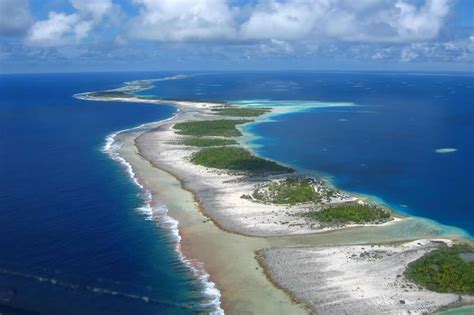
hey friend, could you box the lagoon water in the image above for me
[0,71,473,313]
[244,73,474,237]
[141,72,474,236]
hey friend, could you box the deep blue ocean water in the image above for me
[1,71,473,314]
[142,72,474,236]
[0,73,212,314]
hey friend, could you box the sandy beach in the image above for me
[77,87,473,314]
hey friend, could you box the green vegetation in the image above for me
[178,138,238,147]
[252,178,321,205]
[213,107,271,117]
[173,119,252,137]
[405,244,474,295]
[88,91,132,98]
[191,147,292,173]
[305,204,391,225]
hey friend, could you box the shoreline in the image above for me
[101,117,224,313]
[259,239,474,314]
[237,106,473,240]
[77,78,473,314]
[114,117,311,314]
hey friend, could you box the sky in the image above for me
[0,0,473,73]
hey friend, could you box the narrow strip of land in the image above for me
[76,81,474,314]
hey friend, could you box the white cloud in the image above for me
[126,0,452,44]
[241,0,327,40]
[372,52,384,60]
[371,47,395,60]
[26,0,112,46]
[388,0,450,42]
[259,39,294,54]
[400,46,419,62]
[8,0,467,69]
[71,0,113,21]
[129,0,235,41]
[0,0,33,36]
[241,0,452,43]
[398,38,474,63]
[26,12,80,46]
[24,0,452,46]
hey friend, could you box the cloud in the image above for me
[25,0,112,46]
[127,0,453,44]
[0,0,34,37]
[70,0,113,21]
[20,0,454,47]
[400,46,419,62]
[387,0,451,42]
[241,0,327,40]
[2,0,469,72]
[26,12,80,46]
[129,0,236,41]
[259,39,295,54]
[398,37,474,63]
[241,0,452,43]
[371,47,393,60]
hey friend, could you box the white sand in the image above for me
[136,108,397,237]
[260,239,474,315]
[74,93,224,109]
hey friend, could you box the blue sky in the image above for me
[0,0,473,73]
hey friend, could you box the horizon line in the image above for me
[1,69,474,76]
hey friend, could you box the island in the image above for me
[75,77,474,314]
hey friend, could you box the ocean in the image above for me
[0,73,216,314]
[0,71,473,314]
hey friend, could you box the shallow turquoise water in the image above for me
[142,72,474,237]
